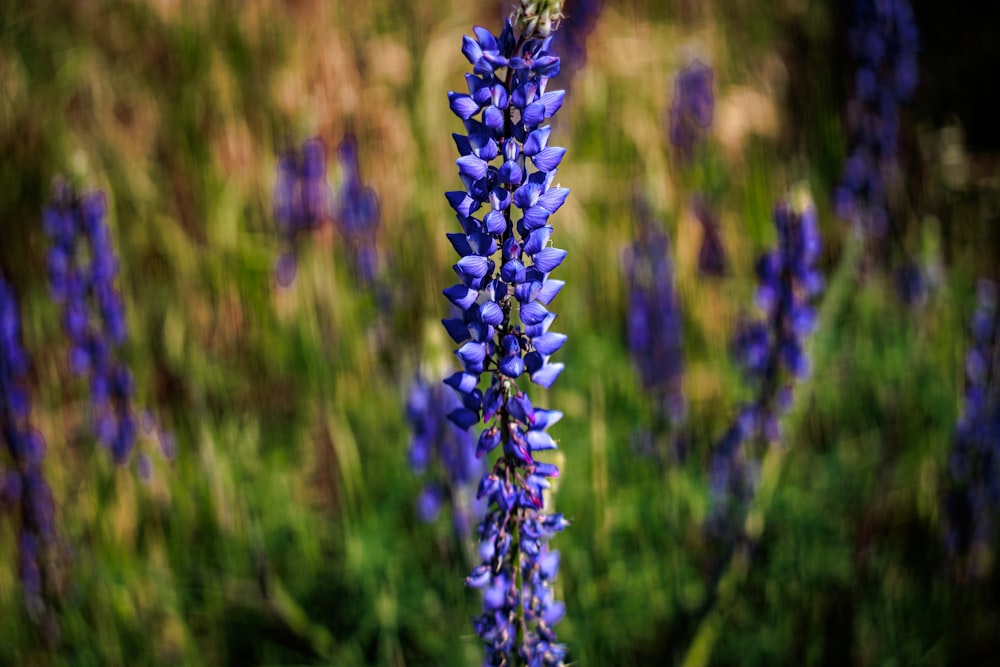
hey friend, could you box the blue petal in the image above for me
[479,301,503,325]
[532,409,563,430]
[532,332,567,356]
[483,106,504,132]
[447,232,472,256]
[522,101,545,128]
[523,126,552,157]
[447,407,479,430]
[531,147,565,172]
[526,430,556,451]
[540,90,565,118]
[485,210,506,235]
[531,362,564,388]
[532,247,567,274]
[457,155,488,180]
[446,190,478,217]
[448,92,480,120]
[537,187,569,214]
[444,371,479,394]
[520,301,550,325]
[443,284,478,310]
[501,259,526,284]
[462,35,483,65]
[535,279,565,304]
[499,354,524,378]
[523,226,553,256]
[442,317,470,343]
[477,428,502,458]
[521,206,551,231]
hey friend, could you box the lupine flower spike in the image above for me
[833,0,918,246]
[333,134,381,285]
[945,280,1000,578]
[444,2,570,663]
[0,277,59,627]
[707,202,823,539]
[668,60,715,164]
[273,138,334,286]
[44,183,138,464]
[406,370,486,542]
[624,196,685,436]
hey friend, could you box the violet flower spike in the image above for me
[333,134,381,285]
[43,183,138,464]
[406,371,487,539]
[945,280,1000,577]
[706,201,823,540]
[272,138,334,286]
[624,197,685,429]
[0,277,58,626]
[668,60,715,163]
[444,5,570,664]
[833,0,918,242]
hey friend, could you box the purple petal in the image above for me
[531,147,565,173]
[532,332,567,356]
[531,362,564,388]
[532,247,567,274]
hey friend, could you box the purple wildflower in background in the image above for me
[624,197,685,430]
[692,195,728,278]
[668,60,714,163]
[333,134,381,285]
[945,280,1000,577]
[272,138,334,286]
[0,277,58,625]
[707,202,823,538]
[406,371,486,538]
[444,2,570,663]
[833,0,918,241]
[549,0,604,89]
[44,184,138,464]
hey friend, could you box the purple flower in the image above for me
[333,134,381,285]
[0,277,59,625]
[668,60,715,163]
[43,183,138,464]
[624,196,685,427]
[272,138,334,285]
[834,0,918,242]
[446,6,570,663]
[945,280,1000,576]
[406,372,486,538]
[707,202,823,538]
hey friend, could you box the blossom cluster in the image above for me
[945,280,1000,575]
[272,138,334,285]
[406,371,485,538]
[624,197,685,428]
[707,202,823,537]
[443,8,569,664]
[44,185,137,464]
[333,134,381,285]
[833,0,919,240]
[668,60,715,163]
[0,278,58,622]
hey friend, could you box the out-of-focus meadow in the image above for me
[2,0,1000,664]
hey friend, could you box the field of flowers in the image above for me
[2,0,1000,665]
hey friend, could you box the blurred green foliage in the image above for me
[1,0,999,665]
